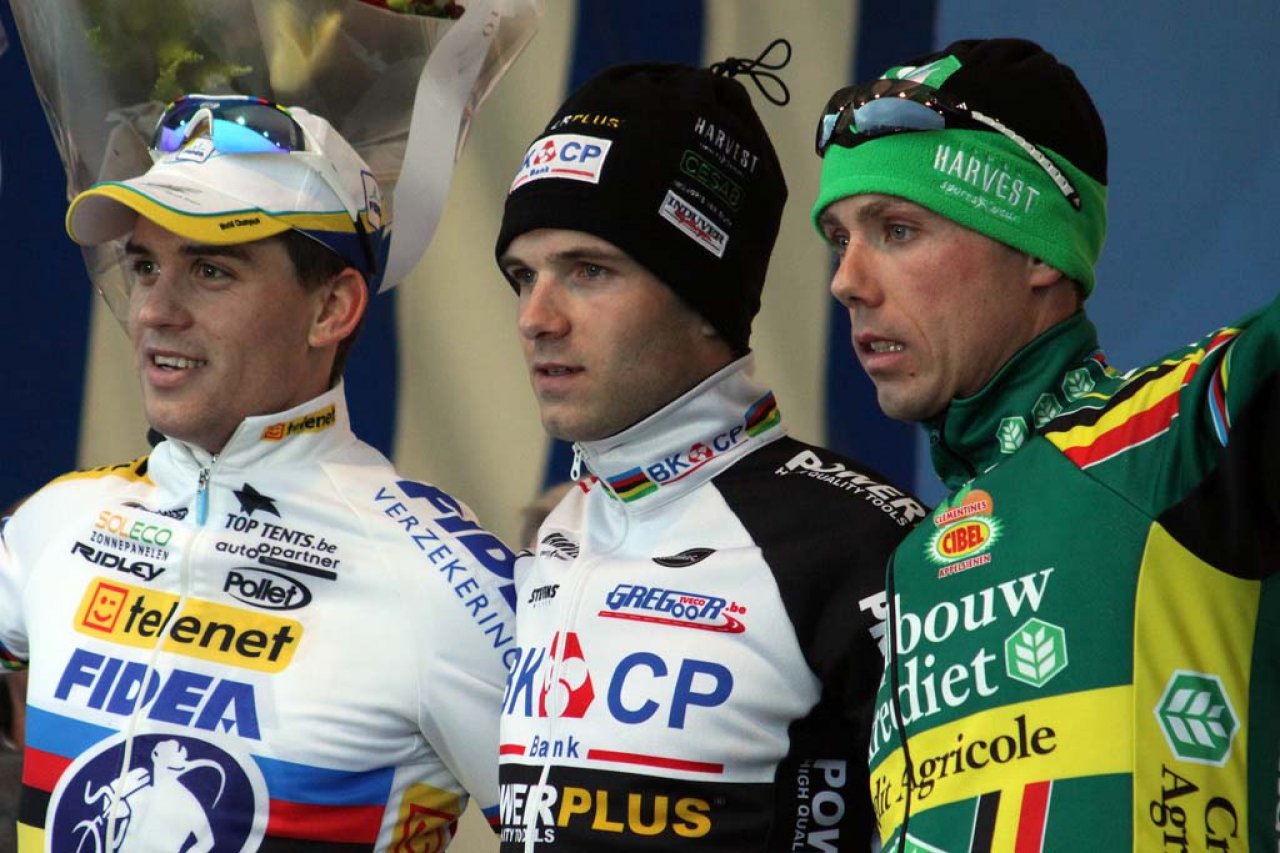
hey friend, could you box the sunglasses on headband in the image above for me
[150,94,378,273]
[815,78,1081,210]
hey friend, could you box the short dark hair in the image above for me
[272,229,366,385]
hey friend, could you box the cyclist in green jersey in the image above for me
[811,37,1278,851]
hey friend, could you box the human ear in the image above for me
[309,267,368,349]
[1027,256,1066,290]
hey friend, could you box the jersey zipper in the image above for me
[522,530,599,852]
[106,452,217,848]
[195,461,214,526]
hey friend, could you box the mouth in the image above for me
[530,362,583,397]
[533,362,582,378]
[152,354,208,371]
[855,332,907,357]
[143,350,208,389]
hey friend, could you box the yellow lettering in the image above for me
[592,790,624,832]
[673,798,712,838]
[556,787,591,825]
[627,793,667,836]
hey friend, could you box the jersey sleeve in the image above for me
[1159,293,1280,578]
[714,437,924,850]
[396,480,519,828]
[0,508,33,670]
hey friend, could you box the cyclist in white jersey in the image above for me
[0,95,516,852]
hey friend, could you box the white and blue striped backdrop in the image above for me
[2,0,1277,546]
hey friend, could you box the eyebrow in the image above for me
[816,210,841,234]
[123,240,255,262]
[499,245,632,268]
[817,198,909,233]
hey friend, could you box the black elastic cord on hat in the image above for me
[709,37,792,106]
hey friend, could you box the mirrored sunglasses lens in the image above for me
[816,83,952,154]
[215,104,305,152]
[152,99,205,151]
[151,99,304,154]
[816,112,839,153]
[851,97,946,135]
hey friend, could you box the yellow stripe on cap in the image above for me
[67,182,294,245]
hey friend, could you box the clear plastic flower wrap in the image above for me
[9,0,540,316]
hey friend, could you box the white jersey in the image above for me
[0,384,517,852]
[498,358,925,851]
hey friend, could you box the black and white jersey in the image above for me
[499,358,924,851]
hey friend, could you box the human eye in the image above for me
[823,228,849,256]
[127,256,158,279]
[885,222,916,243]
[578,262,609,280]
[505,264,537,290]
[193,260,233,284]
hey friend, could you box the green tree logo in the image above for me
[1031,393,1063,428]
[996,417,1029,454]
[1062,367,1096,399]
[1004,618,1068,687]
[1155,671,1239,766]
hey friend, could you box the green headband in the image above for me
[812,129,1107,294]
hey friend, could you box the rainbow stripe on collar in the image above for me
[606,468,659,503]
[745,392,780,437]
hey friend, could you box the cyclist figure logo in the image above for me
[75,739,226,852]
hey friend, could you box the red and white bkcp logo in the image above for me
[538,631,595,718]
[509,134,612,191]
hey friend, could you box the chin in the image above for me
[544,416,613,444]
[875,390,936,424]
[541,414,579,443]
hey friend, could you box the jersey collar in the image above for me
[575,356,787,512]
[926,313,1109,491]
[157,381,357,474]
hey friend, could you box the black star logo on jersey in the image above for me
[234,483,280,518]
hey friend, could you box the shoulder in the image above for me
[710,437,922,594]
[340,469,519,608]
[42,454,154,491]
[1040,322,1244,470]
[3,455,155,558]
[14,454,155,516]
[714,436,926,535]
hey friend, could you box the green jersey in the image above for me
[870,301,1280,852]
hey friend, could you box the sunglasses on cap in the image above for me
[815,78,1081,210]
[150,94,378,274]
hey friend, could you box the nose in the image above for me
[829,236,883,310]
[130,271,192,332]
[517,278,569,341]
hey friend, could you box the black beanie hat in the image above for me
[495,61,788,354]
[905,38,1107,183]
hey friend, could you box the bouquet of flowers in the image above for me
[8,0,540,311]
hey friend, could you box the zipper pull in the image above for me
[569,444,584,482]
[195,462,213,526]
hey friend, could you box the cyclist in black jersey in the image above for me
[492,52,924,851]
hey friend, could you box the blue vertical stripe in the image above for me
[542,0,706,488]
[344,285,396,457]
[566,0,705,87]
[0,3,93,504]
[822,0,936,494]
